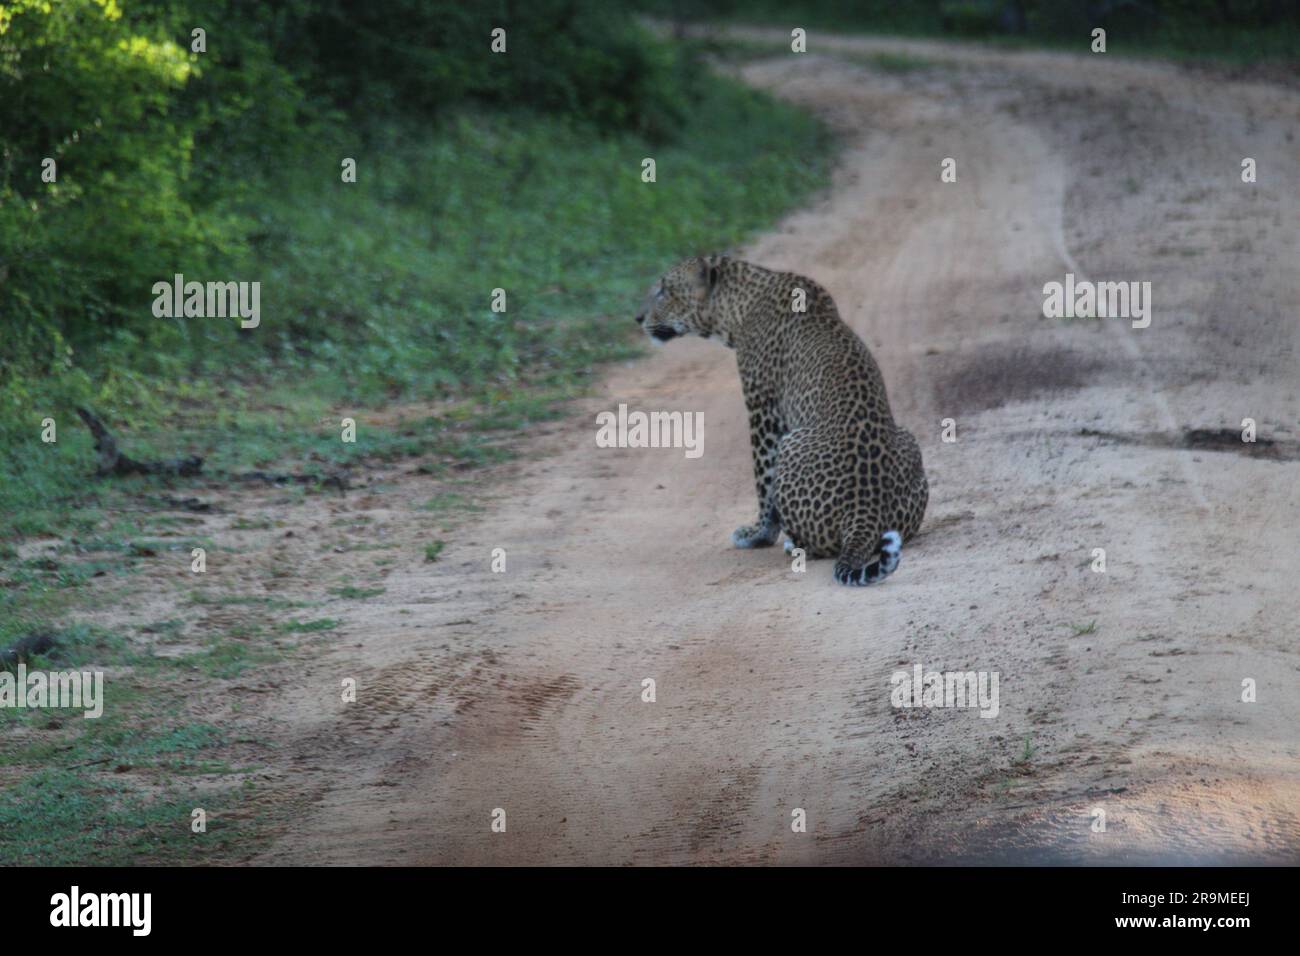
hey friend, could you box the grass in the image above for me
[188,592,312,610]
[423,493,482,514]
[679,5,1300,65]
[0,621,276,864]
[277,618,341,634]
[185,638,283,679]
[328,586,385,600]
[0,768,251,866]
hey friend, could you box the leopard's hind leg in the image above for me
[891,424,929,541]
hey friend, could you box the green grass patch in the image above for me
[187,592,311,610]
[328,586,385,600]
[0,627,271,864]
[422,493,483,514]
[182,639,283,679]
[0,766,253,866]
[278,618,341,634]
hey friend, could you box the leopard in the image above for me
[633,254,928,586]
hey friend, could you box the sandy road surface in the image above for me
[256,31,1300,864]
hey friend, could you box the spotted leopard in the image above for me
[634,255,927,586]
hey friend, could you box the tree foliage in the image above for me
[0,0,694,409]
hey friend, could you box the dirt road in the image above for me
[255,31,1300,864]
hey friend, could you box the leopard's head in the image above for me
[634,256,724,344]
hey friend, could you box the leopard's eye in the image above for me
[655,287,666,301]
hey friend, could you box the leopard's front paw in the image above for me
[732,523,778,548]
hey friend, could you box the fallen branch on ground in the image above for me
[74,407,349,493]
[75,407,203,477]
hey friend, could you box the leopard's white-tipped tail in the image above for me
[834,530,901,586]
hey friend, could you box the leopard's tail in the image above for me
[834,530,902,587]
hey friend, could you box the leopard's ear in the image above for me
[698,254,721,291]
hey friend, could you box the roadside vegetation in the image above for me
[645,0,1300,64]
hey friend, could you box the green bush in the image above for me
[0,1,229,400]
[280,0,691,140]
[0,0,701,419]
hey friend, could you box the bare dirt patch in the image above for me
[931,344,1108,413]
